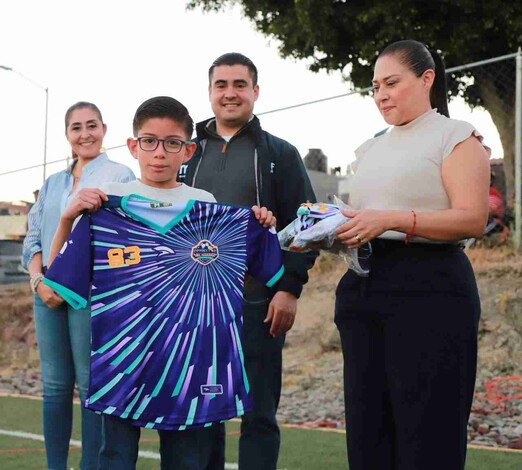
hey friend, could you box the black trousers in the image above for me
[335,239,480,470]
[239,298,284,470]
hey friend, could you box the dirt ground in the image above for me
[288,246,522,368]
[1,246,521,394]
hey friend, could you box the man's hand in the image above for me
[265,291,297,337]
[251,205,276,228]
[37,282,64,309]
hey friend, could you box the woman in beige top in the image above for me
[334,40,489,470]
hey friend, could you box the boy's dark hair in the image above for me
[65,101,103,130]
[132,96,194,139]
[208,52,258,86]
[379,39,450,118]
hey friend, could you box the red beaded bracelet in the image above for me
[404,210,417,245]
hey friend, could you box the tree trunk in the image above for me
[477,78,516,206]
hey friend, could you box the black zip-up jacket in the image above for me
[178,115,318,298]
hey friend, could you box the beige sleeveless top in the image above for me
[349,109,483,241]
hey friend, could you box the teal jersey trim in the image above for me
[43,278,88,310]
[266,265,284,288]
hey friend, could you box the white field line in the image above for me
[1,396,520,459]
[0,429,240,469]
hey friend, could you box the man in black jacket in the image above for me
[178,52,317,470]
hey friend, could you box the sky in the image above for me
[0,0,502,203]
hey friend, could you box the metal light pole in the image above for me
[0,65,49,183]
[515,48,522,250]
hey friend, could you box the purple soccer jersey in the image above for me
[44,195,284,430]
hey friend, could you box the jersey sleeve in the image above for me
[43,214,92,309]
[246,214,284,287]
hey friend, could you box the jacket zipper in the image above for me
[220,141,228,171]
[254,149,261,207]
[191,140,206,186]
[193,127,262,206]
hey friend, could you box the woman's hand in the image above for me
[36,282,64,309]
[251,205,277,228]
[336,209,393,248]
[62,188,108,222]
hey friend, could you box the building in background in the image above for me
[303,148,351,203]
[0,201,30,282]
[0,201,31,241]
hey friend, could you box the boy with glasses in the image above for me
[45,96,281,469]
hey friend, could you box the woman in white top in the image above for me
[335,40,489,470]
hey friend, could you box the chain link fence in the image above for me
[444,51,522,248]
[447,53,518,204]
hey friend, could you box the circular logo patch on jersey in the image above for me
[191,239,219,265]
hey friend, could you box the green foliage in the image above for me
[187,0,522,103]
[187,0,522,201]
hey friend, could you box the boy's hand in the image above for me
[63,188,108,222]
[251,205,276,228]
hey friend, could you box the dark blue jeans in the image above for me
[99,415,224,469]
[335,240,480,470]
[237,298,285,470]
[33,296,102,470]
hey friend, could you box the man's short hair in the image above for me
[208,52,258,86]
[132,96,194,139]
